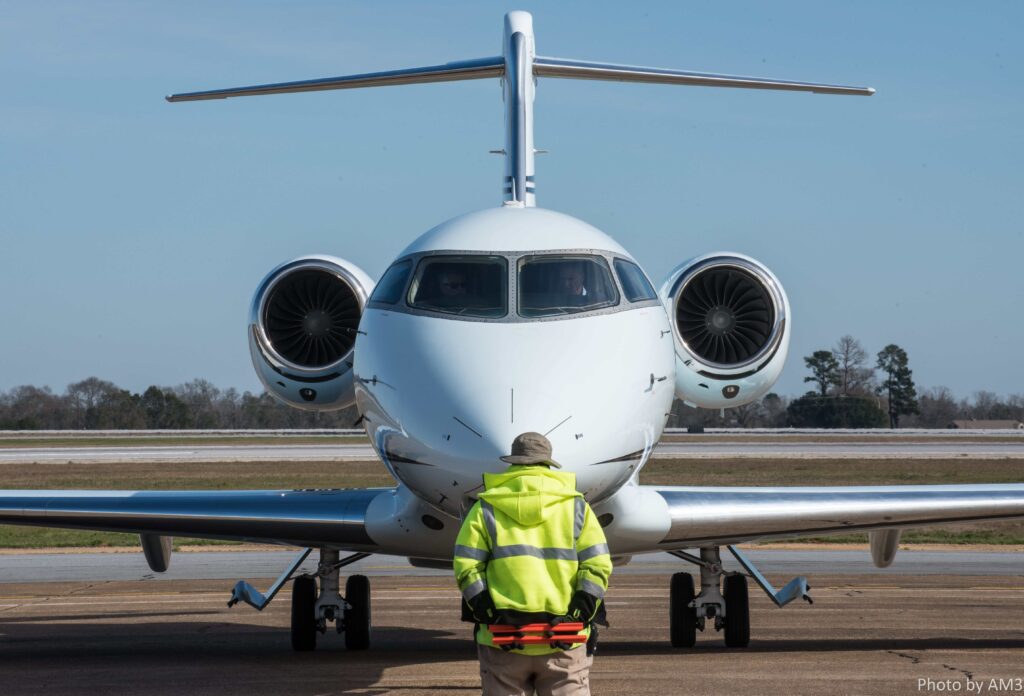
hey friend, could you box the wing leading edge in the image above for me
[653,483,1024,548]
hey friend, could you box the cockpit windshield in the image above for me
[407,256,508,318]
[518,255,619,317]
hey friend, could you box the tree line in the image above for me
[2,347,1021,430]
[669,335,1024,430]
[0,378,359,430]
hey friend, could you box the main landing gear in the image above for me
[668,545,812,649]
[227,547,371,652]
[291,549,372,652]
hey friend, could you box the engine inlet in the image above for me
[676,265,776,367]
[263,268,361,368]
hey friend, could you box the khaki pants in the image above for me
[477,644,591,696]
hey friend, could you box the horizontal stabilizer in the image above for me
[166,56,504,102]
[166,10,874,207]
[167,54,873,104]
[534,56,874,96]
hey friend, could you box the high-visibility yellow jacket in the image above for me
[453,464,613,655]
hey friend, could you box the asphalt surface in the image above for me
[0,572,1021,695]
[0,432,1021,694]
[1,549,1022,584]
[1,440,1022,463]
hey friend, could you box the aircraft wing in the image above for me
[0,488,389,550]
[649,483,1024,548]
[4,483,1023,560]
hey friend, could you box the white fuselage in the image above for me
[353,207,676,518]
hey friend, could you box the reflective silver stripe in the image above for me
[454,544,490,562]
[462,578,488,601]
[576,543,610,562]
[481,501,498,545]
[491,544,577,561]
[578,578,605,599]
[574,497,586,541]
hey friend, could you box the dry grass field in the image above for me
[0,435,367,448]
[660,434,1024,444]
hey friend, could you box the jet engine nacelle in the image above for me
[249,255,374,411]
[660,252,790,410]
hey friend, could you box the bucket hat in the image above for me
[499,432,560,468]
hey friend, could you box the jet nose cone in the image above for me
[355,297,674,508]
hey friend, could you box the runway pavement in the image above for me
[1,548,1022,584]
[1,439,1021,463]
[0,572,1021,695]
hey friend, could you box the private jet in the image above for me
[3,11,1022,652]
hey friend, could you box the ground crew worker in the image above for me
[454,432,612,696]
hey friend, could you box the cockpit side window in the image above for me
[407,256,508,318]
[614,258,658,302]
[369,259,413,305]
[518,255,619,317]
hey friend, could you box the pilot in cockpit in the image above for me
[559,263,588,305]
[438,269,469,300]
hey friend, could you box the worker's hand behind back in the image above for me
[567,590,600,625]
[468,591,498,624]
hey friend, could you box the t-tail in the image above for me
[167,10,874,208]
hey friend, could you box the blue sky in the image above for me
[1,1,1022,400]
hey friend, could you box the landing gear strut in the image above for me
[290,549,372,652]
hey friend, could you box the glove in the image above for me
[467,591,498,624]
[567,590,600,625]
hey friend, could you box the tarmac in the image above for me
[1,548,1023,583]
[0,572,1021,695]
[0,432,1021,694]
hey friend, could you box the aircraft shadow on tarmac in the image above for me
[605,637,1024,656]
[0,609,224,623]
[0,622,480,696]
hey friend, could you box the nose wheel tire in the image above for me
[344,574,371,650]
[723,574,750,648]
[291,575,318,652]
[669,572,697,648]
